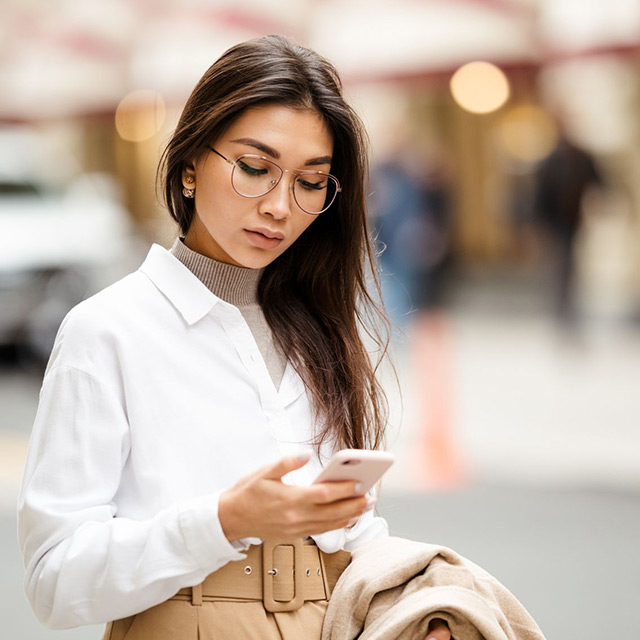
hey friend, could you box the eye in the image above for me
[297,176,327,191]
[237,158,268,176]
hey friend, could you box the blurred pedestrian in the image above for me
[534,133,603,326]
[371,157,423,329]
[412,159,453,312]
[371,150,452,333]
[17,36,452,640]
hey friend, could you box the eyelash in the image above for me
[298,179,325,191]
[238,161,267,176]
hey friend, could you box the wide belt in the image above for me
[171,539,351,613]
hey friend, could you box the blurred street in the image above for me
[3,282,639,639]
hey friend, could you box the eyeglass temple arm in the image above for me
[209,146,234,166]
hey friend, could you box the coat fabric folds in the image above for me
[322,537,546,640]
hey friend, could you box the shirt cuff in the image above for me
[343,511,389,550]
[178,490,247,570]
[230,536,262,552]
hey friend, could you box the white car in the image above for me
[0,130,144,364]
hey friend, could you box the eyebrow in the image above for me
[229,137,332,167]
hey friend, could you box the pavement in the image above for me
[2,287,639,639]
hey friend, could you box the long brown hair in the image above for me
[159,35,389,453]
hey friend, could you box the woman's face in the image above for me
[182,104,334,268]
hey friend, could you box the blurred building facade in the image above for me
[1,0,640,338]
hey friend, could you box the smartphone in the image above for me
[312,449,395,495]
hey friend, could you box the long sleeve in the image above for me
[18,365,245,629]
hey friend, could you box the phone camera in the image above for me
[341,459,361,465]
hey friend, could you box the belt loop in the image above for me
[318,550,331,599]
[191,582,203,606]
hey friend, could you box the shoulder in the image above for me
[62,270,156,333]
[47,268,169,373]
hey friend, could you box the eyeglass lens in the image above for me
[232,155,338,214]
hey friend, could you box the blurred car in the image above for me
[0,129,145,365]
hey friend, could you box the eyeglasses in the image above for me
[209,147,341,215]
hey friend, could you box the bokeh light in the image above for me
[115,90,166,142]
[450,61,510,114]
[495,104,559,164]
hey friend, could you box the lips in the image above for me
[244,228,284,250]
[246,227,285,240]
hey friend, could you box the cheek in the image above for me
[197,184,247,226]
[196,163,240,204]
[200,179,233,208]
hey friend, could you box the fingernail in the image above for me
[365,496,377,511]
[347,517,358,527]
[295,451,311,462]
[354,482,364,494]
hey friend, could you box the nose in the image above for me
[259,174,294,220]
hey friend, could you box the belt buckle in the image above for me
[262,539,304,612]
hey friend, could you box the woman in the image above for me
[18,35,450,640]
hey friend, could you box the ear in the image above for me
[181,162,196,189]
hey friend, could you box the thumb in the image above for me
[261,452,311,480]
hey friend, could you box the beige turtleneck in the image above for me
[169,238,287,389]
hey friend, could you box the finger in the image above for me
[425,629,450,640]
[308,480,362,504]
[309,496,370,524]
[260,453,311,481]
[425,618,451,640]
[306,505,372,535]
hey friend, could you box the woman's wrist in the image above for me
[218,489,243,542]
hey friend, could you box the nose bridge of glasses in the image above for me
[269,167,298,195]
[262,168,296,215]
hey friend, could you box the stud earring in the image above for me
[182,187,195,198]
[185,175,195,184]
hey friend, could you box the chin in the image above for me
[234,250,282,270]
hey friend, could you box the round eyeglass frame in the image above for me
[208,146,341,215]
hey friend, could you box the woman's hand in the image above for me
[218,454,374,542]
[425,618,452,640]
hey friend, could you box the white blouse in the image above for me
[18,243,388,629]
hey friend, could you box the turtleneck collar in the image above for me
[169,238,262,307]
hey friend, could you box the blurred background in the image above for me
[1,1,639,638]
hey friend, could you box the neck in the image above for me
[169,238,262,306]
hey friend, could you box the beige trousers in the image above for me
[102,598,328,640]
